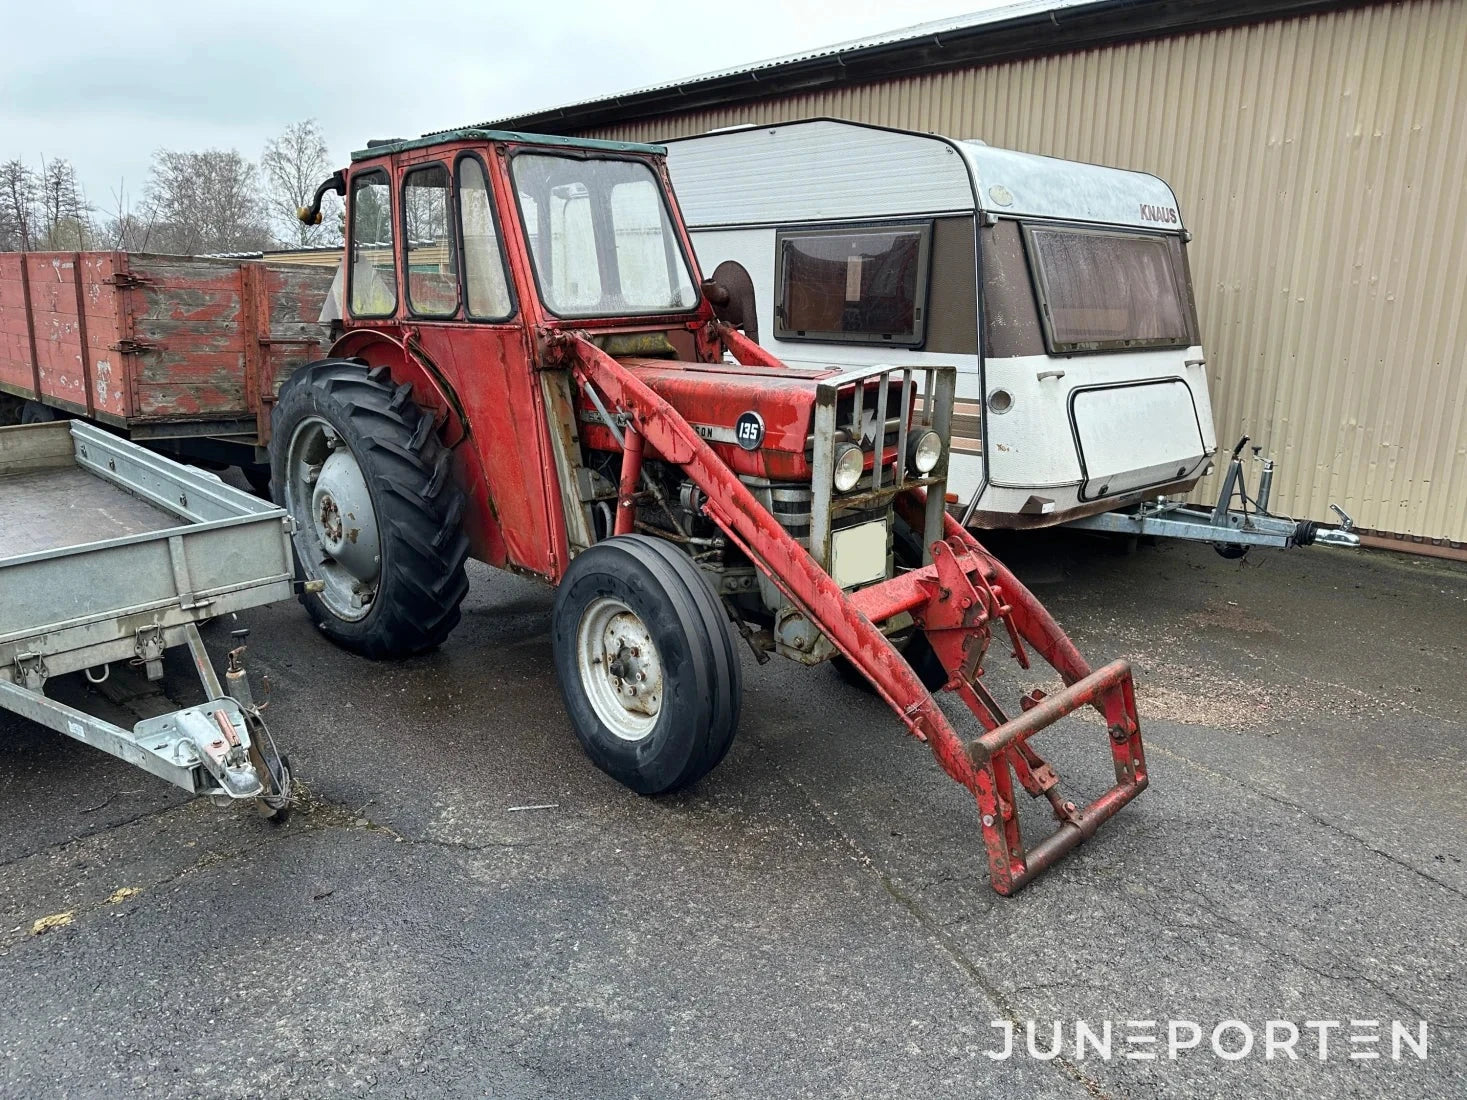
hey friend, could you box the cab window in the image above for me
[456,155,514,320]
[402,164,458,317]
[511,153,697,318]
[349,170,397,318]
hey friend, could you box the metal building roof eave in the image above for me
[352,129,666,161]
[477,0,1372,135]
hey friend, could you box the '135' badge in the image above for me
[735,411,765,451]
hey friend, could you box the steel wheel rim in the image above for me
[284,416,382,623]
[576,596,664,741]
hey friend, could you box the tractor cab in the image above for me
[281,128,1146,896]
[315,129,953,645]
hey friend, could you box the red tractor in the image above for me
[278,127,1146,894]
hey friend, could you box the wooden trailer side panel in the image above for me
[253,262,337,438]
[130,256,258,419]
[77,253,130,421]
[0,254,40,401]
[127,256,332,425]
[1,252,333,433]
[0,252,131,422]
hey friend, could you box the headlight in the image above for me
[833,443,864,492]
[908,429,942,474]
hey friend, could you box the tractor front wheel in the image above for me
[552,535,742,794]
[270,359,470,658]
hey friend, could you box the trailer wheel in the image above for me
[553,535,742,795]
[20,400,61,424]
[271,359,470,658]
[240,464,273,498]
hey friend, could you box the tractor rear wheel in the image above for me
[552,535,742,795]
[270,359,470,658]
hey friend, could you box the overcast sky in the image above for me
[0,0,1014,219]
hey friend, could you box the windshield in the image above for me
[1022,224,1199,353]
[511,153,698,318]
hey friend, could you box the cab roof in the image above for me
[351,128,666,162]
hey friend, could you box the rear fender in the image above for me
[324,329,505,568]
[328,330,466,444]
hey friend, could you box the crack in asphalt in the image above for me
[1117,876,1457,1027]
[0,798,195,872]
[1143,740,1466,899]
[0,784,398,951]
[762,748,1118,1100]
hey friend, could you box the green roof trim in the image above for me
[351,128,666,161]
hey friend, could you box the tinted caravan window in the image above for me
[774,223,931,346]
[1023,224,1198,353]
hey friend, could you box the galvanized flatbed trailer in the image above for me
[0,419,293,812]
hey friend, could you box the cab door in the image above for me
[394,151,572,580]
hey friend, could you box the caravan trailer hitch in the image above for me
[1066,435,1361,553]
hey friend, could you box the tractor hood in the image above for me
[578,356,845,480]
[628,357,835,450]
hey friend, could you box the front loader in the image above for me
[274,127,1146,895]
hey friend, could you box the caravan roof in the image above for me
[665,118,1182,232]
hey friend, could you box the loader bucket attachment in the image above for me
[849,519,1147,895]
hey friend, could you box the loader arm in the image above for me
[551,331,1147,895]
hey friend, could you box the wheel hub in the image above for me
[285,416,385,623]
[310,448,381,585]
[576,599,664,740]
[317,492,344,544]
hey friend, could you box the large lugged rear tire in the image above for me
[270,359,470,658]
[552,535,742,795]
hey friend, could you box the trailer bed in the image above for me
[0,251,334,444]
[0,466,178,558]
[0,419,294,808]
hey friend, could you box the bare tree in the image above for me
[261,119,340,248]
[0,159,39,251]
[98,179,150,251]
[37,157,93,249]
[141,148,273,255]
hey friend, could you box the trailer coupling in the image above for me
[0,623,291,813]
[1066,436,1361,555]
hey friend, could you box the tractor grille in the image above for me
[808,364,956,571]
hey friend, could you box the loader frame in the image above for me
[551,327,1146,895]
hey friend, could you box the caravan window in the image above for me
[1022,224,1199,353]
[774,223,931,346]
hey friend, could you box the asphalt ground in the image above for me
[2,531,1463,1098]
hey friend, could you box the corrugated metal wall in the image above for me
[585,0,1467,544]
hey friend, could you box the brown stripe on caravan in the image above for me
[950,412,982,442]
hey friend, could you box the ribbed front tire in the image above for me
[552,535,742,794]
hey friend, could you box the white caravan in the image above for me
[666,119,1356,552]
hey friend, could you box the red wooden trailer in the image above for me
[0,251,334,465]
